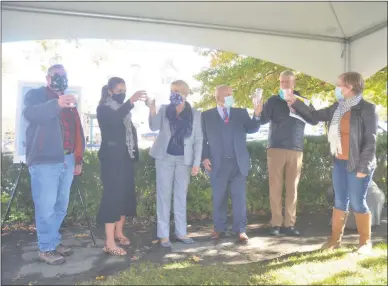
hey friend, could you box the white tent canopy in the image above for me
[2,1,387,83]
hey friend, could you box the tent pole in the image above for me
[343,39,351,72]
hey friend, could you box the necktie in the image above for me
[222,108,229,124]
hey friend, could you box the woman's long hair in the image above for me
[99,77,125,105]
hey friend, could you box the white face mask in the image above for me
[224,96,234,108]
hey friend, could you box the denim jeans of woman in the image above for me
[332,158,374,213]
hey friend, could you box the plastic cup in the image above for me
[253,88,263,106]
[145,93,156,107]
[66,93,78,108]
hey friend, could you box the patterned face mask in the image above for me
[50,73,68,93]
[169,92,184,106]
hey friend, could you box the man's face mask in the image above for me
[112,93,126,104]
[170,92,184,106]
[50,74,68,93]
[224,95,234,108]
[279,89,294,101]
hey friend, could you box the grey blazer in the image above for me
[149,105,203,167]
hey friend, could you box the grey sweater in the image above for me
[23,86,85,166]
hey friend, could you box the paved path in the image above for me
[1,210,387,285]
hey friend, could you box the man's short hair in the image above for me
[339,72,365,94]
[47,64,65,76]
[280,70,295,78]
[214,84,231,96]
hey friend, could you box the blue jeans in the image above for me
[29,154,75,252]
[332,159,374,214]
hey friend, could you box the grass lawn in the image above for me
[88,243,387,285]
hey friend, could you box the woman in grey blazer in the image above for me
[147,80,203,247]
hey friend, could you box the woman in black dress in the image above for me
[96,77,146,256]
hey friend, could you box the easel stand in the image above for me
[1,163,25,227]
[1,163,96,247]
[73,175,97,246]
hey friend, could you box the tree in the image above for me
[193,49,387,112]
[363,67,387,109]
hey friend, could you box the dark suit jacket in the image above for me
[201,107,260,176]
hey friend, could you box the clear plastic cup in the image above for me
[145,92,156,107]
[253,88,263,106]
[66,92,78,108]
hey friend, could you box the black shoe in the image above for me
[282,226,301,236]
[268,226,281,236]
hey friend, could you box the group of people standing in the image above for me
[23,64,378,265]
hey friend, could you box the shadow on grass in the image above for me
[358,255,387,269]
[95,248,351,285]
[253,249,349,272]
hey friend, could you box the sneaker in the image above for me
[268,226,281,236]
[176,237,195,244]
[38,251,66,265]
[160,240,172,248]
[56,244,73,256]
[282,226,301,237]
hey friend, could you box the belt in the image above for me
[64,150,74,155]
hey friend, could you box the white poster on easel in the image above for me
[14,82,82,164]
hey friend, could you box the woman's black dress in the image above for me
[96,100,139,224]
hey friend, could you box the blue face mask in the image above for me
[224,96,234,108]
[335,87,344,101]
[279,89,285,100]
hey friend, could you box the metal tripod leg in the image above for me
[1,163,24,229]
[74,177,97,247]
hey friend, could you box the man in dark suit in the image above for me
[201,85,262,244]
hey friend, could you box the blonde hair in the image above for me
[171,80,190,95]
[280,70,295,79]
[339,72,365,94]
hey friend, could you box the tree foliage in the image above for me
[193,49,387,111]
[363,66,387,109]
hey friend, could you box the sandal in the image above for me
[115,235,131,246]
[103,244,127,256]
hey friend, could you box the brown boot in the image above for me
[354,212,372,255]
[321,208,348,250]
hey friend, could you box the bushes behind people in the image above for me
[1,135,386,225]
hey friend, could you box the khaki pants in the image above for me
[267,148,303,227]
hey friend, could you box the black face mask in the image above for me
[50,74,68,93]
[112,93,126,104]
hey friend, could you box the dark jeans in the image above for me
[333,159,374,214]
